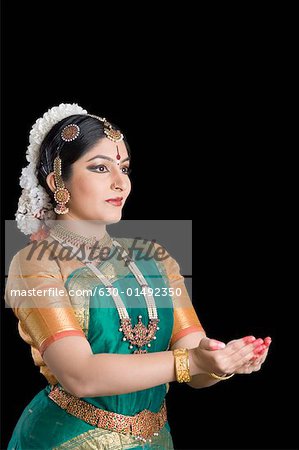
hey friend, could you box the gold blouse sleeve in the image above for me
[5,245,86,357]
[154,243,205,347]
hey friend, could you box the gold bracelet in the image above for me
[173,348,191,383]
[209,372,235,381]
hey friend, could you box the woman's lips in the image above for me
[105,197,123,207]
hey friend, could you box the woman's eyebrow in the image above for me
[86,155,130,163]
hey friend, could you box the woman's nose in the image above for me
[111,173,128,192]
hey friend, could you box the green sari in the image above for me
[6,237,203,449]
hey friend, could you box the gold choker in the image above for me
[50,223,113,250]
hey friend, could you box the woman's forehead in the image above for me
[83,138,129,160]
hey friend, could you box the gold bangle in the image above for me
[173,348,191,383]
[209,372,235,381]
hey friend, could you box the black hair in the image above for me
[37,115,130,202]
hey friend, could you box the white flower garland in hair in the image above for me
[15,103,88,235]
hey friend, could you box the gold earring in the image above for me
[53,156,70,214]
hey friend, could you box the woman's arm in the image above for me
[43,332,263,397]
[43,335,202,398]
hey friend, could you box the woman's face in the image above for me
[62,138,131,223]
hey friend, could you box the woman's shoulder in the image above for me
[8,236,63,273]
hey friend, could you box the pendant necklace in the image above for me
[50,227,160,353]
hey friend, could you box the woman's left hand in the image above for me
[227,336,271,374]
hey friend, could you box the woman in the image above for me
[5,103,271,449]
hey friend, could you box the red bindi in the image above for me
[116,145,121,161]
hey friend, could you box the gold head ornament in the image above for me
[88,114,124,142]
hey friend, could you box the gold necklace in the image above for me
[51,223,112,250]
[50,226,160,353]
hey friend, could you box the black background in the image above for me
[1,3,294,450]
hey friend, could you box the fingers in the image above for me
[226,335,272,359]
[224,336,256,355]
[230,339,266,369]
[249,340,270,366]
[226,336,255,346]
[226,339,238,346]
[236,364,255,374]
[237,336,272,374]
[220,338,270,374]
[238,358,262,373]
[227,337,264,357]
[205,335,271,354]
[249,336,271,364]
[207,336,257,355]
[264,336,272,347]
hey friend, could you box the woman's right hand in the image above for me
[191,336,266,376]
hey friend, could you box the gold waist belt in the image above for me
[48,385,167,443]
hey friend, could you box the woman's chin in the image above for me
[64,208,123,224]
[94,212,122,225]
[106,215,122,225]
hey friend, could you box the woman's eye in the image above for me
[88,165,131,175]
[122,166,131,175]
[91,165,109,173]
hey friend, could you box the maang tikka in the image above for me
[88,114,123,142]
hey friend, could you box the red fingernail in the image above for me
[243,336,256,344]
[264,337,272,346]
[253,338,263,346]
